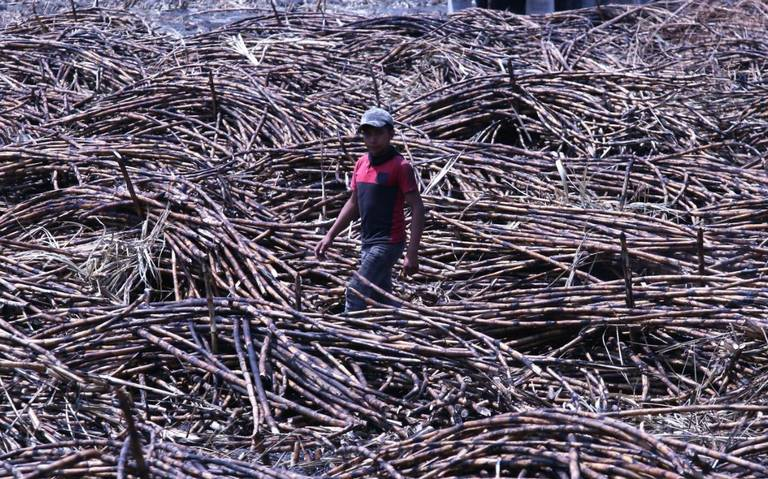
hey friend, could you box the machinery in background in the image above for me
[448,0,652,14]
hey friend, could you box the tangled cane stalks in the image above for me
[2,1,768,477]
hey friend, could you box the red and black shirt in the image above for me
[350,147,418,246]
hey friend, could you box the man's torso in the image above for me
[352,151,415,246]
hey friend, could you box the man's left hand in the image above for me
[403,253,419,276]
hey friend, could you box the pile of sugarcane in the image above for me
[2,1,768,477]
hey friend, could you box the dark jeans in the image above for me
[345,242,405,312]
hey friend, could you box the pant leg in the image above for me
[345,243,404,312]
[370,243,405,306]
[345,245,371,312]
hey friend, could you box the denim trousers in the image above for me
[345,242,405,312]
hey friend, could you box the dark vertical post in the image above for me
[115,152,144,218]
[493,0,526,14]
[697,227,706,283]
[620,231,634,309]
[269,0,283,25]
[116,388,149,479]
[208,70,219,121]
[294,272,302,312]
[619,157,634,210]
[202,256,218,354]
[369,65,381,108]
[338,133,353,163]
[506,58,517,89]
[596,0,607,20]
[69,0,79,21]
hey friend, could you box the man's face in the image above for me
[361,125,394,156]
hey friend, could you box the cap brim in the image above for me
[358,121,390,130]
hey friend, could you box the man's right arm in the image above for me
[315,193,359,258]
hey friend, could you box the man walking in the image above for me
[315,107,425,311]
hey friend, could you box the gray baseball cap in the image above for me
[359,107,394,130]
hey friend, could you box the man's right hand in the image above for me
[315,236,332,259]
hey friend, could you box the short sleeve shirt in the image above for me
[350,152,418,246]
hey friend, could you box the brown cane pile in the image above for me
[1,1,768,477]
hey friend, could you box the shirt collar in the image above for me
[369,146,398,166]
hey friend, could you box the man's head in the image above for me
[359,107,394,156]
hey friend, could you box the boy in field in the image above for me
[315,107,425,312]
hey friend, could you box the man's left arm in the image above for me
[404,191,425,276]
